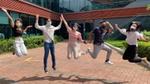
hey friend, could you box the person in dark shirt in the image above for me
[1,8,32,56]
[88,21,114,64]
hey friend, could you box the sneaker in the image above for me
[67,56,71,60]
[12,52,15,55]
[141,58,150,67]
[52,66,56,71]
[44,68,48,73]
[105,61,114,65]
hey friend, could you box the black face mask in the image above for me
[130,28,136,31]
[100,25,105,28]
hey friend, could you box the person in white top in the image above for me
[35,15,62,73]
[115,21,148,63]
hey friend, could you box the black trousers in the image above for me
[123,45,142,63]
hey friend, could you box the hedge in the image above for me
[0,35,64,54]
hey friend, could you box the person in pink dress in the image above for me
[61,14,86,59]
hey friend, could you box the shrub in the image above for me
[138,42,150,60]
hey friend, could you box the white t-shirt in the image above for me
[35,23,61,43]
[117,29,143,46]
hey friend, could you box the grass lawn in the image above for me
[106,40,125,48]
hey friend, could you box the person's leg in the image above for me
[88,45,101,59]
[128,46,142,63]
[123,47,131,60]
[20,42,28,56]
[14,42,23,56]
[76,43,85,57]
[124,45,135,60]
[101,43,113,64]
[67,44,72,59]
[49,43,56,70]
[73,45,79,59]
[43,42,49,73]
[12,42,16,55]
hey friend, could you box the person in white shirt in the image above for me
[35,15,62,73]
[115,21,148,63]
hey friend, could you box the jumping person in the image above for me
[35,15,62,73]
[61,14,87,59]
[88,21,114,64]
[1,8,32,57]
[115,21,149,63]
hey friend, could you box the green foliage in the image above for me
[106,40,126,48]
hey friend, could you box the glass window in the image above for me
[10,12,19,20]
[0,11,8,24]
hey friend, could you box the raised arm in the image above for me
[115,24,127,35]
[137,32,148,42]
[106,21,114,30]
[53,17,62,30]
[61,14,71,32]
[140,36,147,42]
[23,25,32,32]
[1,8,14,28]
[35,15,44,31]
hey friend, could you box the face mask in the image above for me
[46,21,52,27]
[16,23,22,28]
[73,26,78,31]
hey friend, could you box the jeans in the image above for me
[44,42,56,69]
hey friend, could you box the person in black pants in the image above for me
[115,21,149,63]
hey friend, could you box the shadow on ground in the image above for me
[16,73,129,84]
[0,77,16,84]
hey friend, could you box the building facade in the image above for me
[0,0,150,39]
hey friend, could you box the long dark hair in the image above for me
[14,18,23,29]
[127,21,141,32]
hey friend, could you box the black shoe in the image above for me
[12,52,15,55]
[44,68,48,73]
[52,66,56,71]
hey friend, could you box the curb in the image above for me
[106,43,150,70]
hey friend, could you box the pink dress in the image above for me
[67,30,83,59]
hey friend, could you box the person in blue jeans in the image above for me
[35,15,62,73]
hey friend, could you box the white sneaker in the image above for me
[105,61,114,65]
[142,59,150,67]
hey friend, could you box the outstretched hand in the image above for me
[36,14,39,19]
[26,25,33,28]
[60,17,63,22]
[114,24,120,29]
[61,14,64,20]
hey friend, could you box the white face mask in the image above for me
[16,23,22,28]
[46,21,52,27]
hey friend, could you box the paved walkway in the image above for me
[0,42,150,84]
